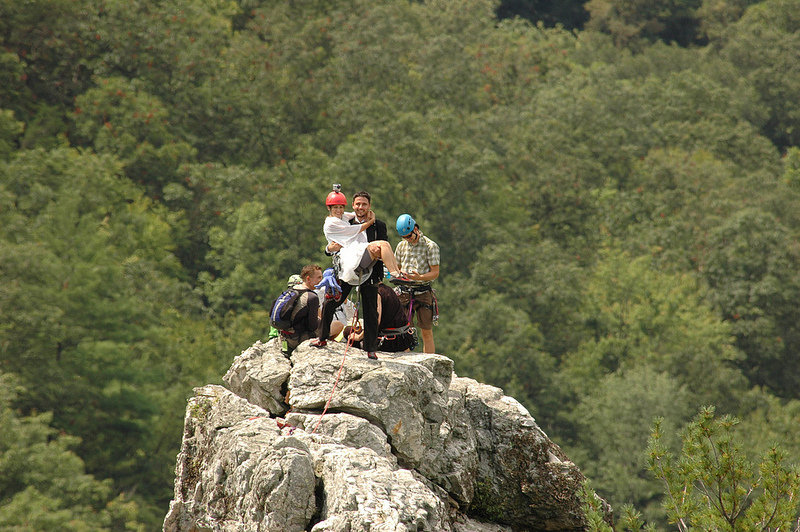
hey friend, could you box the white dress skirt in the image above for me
[338,240,373,285]
[323,214,374,285]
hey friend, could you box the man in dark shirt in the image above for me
[283,264,322,352]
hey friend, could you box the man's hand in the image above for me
[327,242,343,253]
[409,265,439,282]
[350,324,364,342]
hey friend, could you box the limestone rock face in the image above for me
[223,341,291,416]
[162,385,316,532]
[288,345,452,470]
[164,340,605,531]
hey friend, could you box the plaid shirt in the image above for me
[394,232,440,286]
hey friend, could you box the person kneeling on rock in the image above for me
[344,283,417,353]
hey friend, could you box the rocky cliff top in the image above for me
[163,339,606,531]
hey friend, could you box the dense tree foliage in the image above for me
[2,0,800,528]
[0,373,148,530]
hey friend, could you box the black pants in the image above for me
[318,280,379,352]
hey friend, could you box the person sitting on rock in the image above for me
[282,264,323,353]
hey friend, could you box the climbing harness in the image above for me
[396,284,439,326]
[379,322,413,337]
[377,322,418,351]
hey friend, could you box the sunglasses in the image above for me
[402,231,415,240]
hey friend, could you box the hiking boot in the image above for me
[310,339,327,348]
[367,352,378,360]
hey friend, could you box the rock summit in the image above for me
[163,340,606,531]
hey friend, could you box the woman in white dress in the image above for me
[323,188,406,285]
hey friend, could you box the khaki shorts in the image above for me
[397,290,434,330]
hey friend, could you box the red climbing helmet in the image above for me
[325,184,347,206]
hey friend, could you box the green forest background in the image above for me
[3,0,800,529]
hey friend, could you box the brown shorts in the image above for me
[397,289,434,330]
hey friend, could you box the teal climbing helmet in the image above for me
[396,214,416,237]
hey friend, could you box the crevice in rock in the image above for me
[280,378,290,408]
[318,407,424,472]
[288,405,417,470]
[306,475,325,530]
